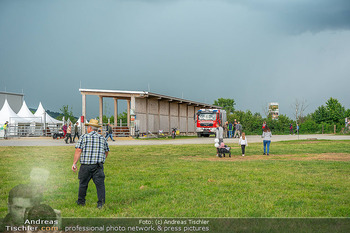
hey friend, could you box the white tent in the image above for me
[0,99,29,124]
[17,100,42,123]
[34,102,63,125]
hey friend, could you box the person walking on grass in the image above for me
[72,119,110,209]
[262,127,272,155]
[239,132,248,156]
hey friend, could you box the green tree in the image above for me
[312,98,345,124]
[346,109,350,118]
[117,111,128,124]
[313,105,328,124]
[97,111,128,125]
[58,105,77,123]
[213,98,236,114]
[325,97,345,123]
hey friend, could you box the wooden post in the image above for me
[146,98,149,136]
[158,99,161,133]
[334,125,336,134]
[186,105,189,135]
[99,96,103,124]
[168,101,171,134]
[82,93,86,134]
[127,99,130,128]
[114,98,118,127]
[178,103,180,134]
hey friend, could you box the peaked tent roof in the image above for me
[17,100,42,123]
[34,102,63,124]
[0,99,29,123]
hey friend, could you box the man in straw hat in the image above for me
[72,119,110,209]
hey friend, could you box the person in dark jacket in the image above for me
[105,124,115,141]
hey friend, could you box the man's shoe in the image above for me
[97,203,103,209]
[76,200,85,206]
[263,153,266,155]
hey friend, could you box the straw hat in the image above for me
[85,119,101,128]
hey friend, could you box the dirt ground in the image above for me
[181,153,350,162]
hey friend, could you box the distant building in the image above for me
[269,102,279,120]
[0,91,24,113]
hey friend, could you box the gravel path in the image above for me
[0,134,349,147]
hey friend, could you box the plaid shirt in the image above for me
[75,131,110,164]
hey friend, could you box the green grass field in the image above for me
[1,140,350,218]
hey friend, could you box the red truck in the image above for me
[195,109,227,137]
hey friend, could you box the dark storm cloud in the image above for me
[229,0,350,33]
[1,0,350,118]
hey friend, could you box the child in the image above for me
[239,132,248,156]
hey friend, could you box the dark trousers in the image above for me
[78,164,105,205]
[105,133,114,141]
[73,132,79,142]
[65,133,72,143]
[241,145,246,155]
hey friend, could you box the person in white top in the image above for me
[262,127,272,155]
[239,132,248,156]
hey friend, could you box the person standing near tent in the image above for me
[65,123,73,144]
[62,123,67,137]
[73,122,80,143]
[4,121,8,139]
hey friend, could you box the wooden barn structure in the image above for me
[79,89,220,136]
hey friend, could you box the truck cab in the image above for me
[196,109,226,137]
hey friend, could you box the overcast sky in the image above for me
[1,0,350,119]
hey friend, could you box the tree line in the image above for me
[214,97,350,134]
[57,105,128,125]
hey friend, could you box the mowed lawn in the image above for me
[0,140,350,218]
